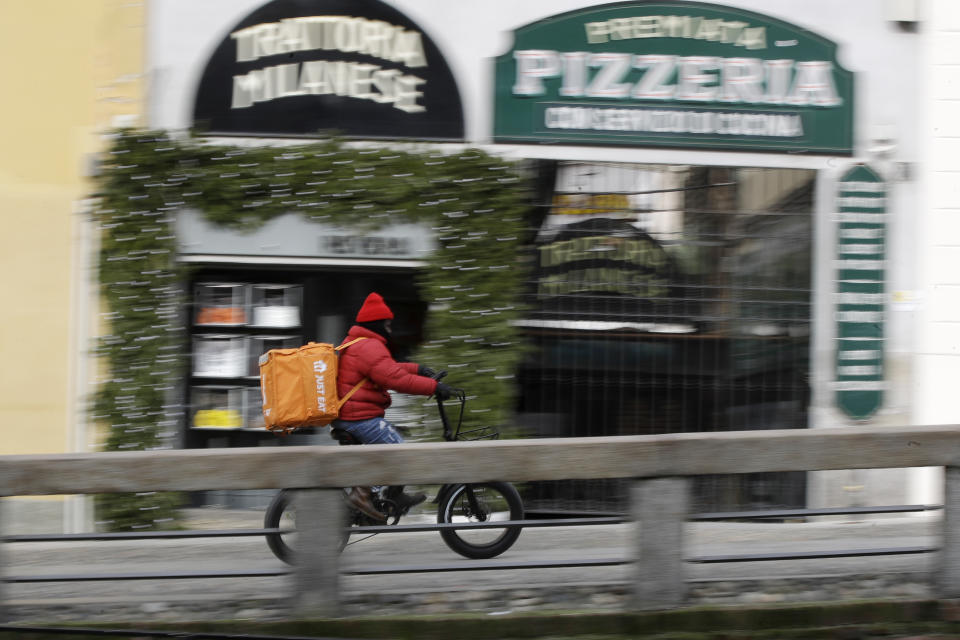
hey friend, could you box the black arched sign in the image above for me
[193,0,464,140]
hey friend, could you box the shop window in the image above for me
[517,161,814,514]
[183,270,427,456]
[250,284,301,328]
[195,283,247,325]
[191,386,245,430]
[188,281,304,435]
[192,335,247,378]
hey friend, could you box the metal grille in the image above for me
[515,161,814,514]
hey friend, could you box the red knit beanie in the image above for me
[355,292,394,322]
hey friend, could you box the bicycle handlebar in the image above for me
[429,370,464,442]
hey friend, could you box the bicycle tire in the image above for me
[264,489,296,564]
[263,489,386,566]
[264,489,353,565]
[437,481,523,559]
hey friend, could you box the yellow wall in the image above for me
[0,1,144,455]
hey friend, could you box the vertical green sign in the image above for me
[835,165,886,420]
[493,1,854,153]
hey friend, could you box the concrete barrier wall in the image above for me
[3,425,960,618]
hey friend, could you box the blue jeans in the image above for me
[333,416,405,444]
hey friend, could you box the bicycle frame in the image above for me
[435,387,463,443]
[434,377,499,443]
[432,381,491,517]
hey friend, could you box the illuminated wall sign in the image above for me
[493,2,854,153]
[193,0,464,140]
[834,165,886,421]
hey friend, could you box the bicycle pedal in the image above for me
[379,500,405,519]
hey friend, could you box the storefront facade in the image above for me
[146,0,932,512]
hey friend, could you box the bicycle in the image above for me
[264,373,524,564]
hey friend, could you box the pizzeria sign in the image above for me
[493,1,854,153]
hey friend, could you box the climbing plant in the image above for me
[91,129,531,530]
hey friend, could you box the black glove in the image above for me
[418,365,436,378]
[435,382,455,400]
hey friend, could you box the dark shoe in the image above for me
[391,490,427,512]
[347,487,387,524]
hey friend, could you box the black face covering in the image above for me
[358,320,391,341]
[359,320,401,357]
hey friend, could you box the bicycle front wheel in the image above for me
[437,481,523,559]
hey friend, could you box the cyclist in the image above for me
[334,292,456,523]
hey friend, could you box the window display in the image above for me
[193,335,247,378]
[251,284,301,328]
[244,387,266,431]
[195,283,247,325]
[189,281,304,430]
[191,386,245,429]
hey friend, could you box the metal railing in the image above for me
[2,503,940,584]
[1,424,959,618]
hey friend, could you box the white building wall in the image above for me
[911,0,960,504]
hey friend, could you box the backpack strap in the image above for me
[337,378,367,409]
[335,337,367,351]
[335,337,368,409]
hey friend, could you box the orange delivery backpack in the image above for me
[258,337,366,434]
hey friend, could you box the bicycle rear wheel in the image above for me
[437,481,523,559]
[264,489,296,564]
[264,489,353,564]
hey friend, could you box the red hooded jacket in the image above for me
[336,325,438,421]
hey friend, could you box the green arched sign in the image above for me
[493,1,854,154]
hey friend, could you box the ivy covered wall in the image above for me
[92,130,531,530]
